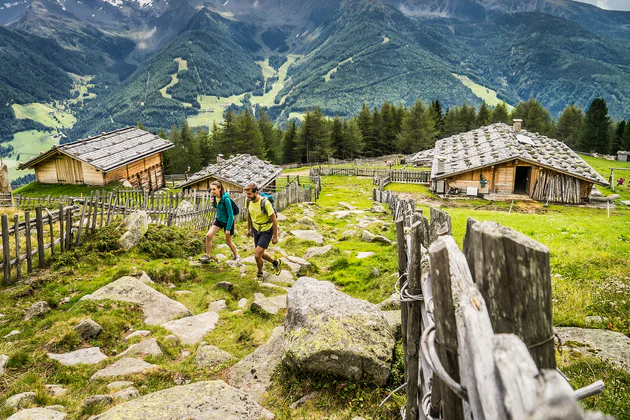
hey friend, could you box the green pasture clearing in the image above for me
[12,103,75,129]
[3,130,61,181]
[13,182,121,198]
[580,154,630,201]
[452,73,514,110]
[159,58,192,107]
[323,57,353,83]
[68,73,96,105]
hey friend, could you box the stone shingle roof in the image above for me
[178,154,282,189]
[431,123,608,186]
[18,127,173,172]
[408,149,434,165]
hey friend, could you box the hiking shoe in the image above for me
[233,256,241,263]
[255,272,264,283]
[198,255,211,264]
[272,259,281,275]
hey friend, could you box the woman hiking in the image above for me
[199,180,240,263]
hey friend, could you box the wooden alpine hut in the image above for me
[177,154,282,192]
[430,120,609,204]
[17,127,173,191]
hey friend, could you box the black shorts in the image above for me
[213,219,234,236]
[253,227,273,249]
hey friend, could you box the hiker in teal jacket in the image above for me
[199,180,240,263]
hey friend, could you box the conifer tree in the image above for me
[258,109,278,162]
[581,98,611,154]
[623,120,630,151]
[180,121,201,172]
[137,122,146,130]
[281,120,298,163]
[158,128,167,139]
[476,101,491,126]
[611,120,626,155]
[511,98,554,136]
[396,100,436,153]
[443,107,463,136]
[217,110,237,156]
[330,117,344,159]
[556,104,584,149]
[357,103,375,157]
[428,99,444,138]
[491,102,510,124]
[343,118,364,159]
[371,108,384,157]
[198,127,214,167]
[164,124,183,173]
[236,109,265,158]
[296,108,330,163]
[460,102,477,131]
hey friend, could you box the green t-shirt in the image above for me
[248,197,274,232]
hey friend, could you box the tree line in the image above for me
[157,97,630,174]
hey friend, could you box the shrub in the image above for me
[138,225,204,259]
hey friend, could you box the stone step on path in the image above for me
[47,347,108,366]
[251,295,287,315]
[92,381,274,419]
[90,358,157,382]
[160,312,219,346]
[118,338,163,358]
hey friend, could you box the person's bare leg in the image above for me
[205,225,220,257]
[225,232,239,259]
[254,246,265,274]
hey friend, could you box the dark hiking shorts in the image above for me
[213,219,235,236]
[253,227,273,249]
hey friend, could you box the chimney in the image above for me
[217,154,224,164]
[513,119,523,133]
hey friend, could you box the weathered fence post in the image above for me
[2,215,10,285]
[14,214,21,279]
[395,219,408,379]
[25,211,33,274]
[463,221,555,369]
[36,207,45,268]
[429,207,452,244]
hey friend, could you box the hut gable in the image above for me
[18,127,174,172]
[178,154,282,190]
[431,123,608,186]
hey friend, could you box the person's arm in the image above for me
[225,195,234,232]
[270,212,278,244]
[247,202,253,236]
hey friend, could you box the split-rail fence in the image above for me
[311,167,430,184]
[373,176,607,419]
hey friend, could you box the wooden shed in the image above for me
[18,127,173,191]
[178,154,282,193]
[430,123,609,204]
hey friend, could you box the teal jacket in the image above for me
[213,192,234,231]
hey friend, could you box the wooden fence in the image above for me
[373,185,607,419]
[2,181,314,284]
[311,167,430,184]
[0,192,13,207]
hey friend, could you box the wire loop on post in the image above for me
[420,325,469,402]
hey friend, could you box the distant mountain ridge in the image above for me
[0,0,629,141]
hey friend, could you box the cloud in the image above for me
[572,0,630,11]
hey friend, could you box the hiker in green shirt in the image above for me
[199,180,240,264]
[244,182,281,282]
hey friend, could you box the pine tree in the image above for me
[343,118,364,159]
[158,128,167,139]
[296,108,330,163]
[623,121,630,151]
[476,101,491,126]
[137,122,146,130]
[236,109,265,158]
[281,120,298,163]
[428,99,444,138]
[198,127,214,167]
[396,100,436,153]
[611,120,626,155]
[581,98,611,154]
[258,109,278,162]
[460,103,477,131]
[371,108,384,157]
[164,124,184,173]
[381,102,398,154]
[217,110,238,156]
[330,117,344,159]
[180,121,201,172]
[491,102,510,124]
[555,104,584,150]
[443,107,463,136]
[511,98,554,136]
[357,103,375,157]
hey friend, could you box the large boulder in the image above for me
[48,347,108,366]
[226,326,284,402]
[251,295,287,315]
[92,380,274,420]
[0,163,11,193]
[24,301,50,321]
[174,200,194,216]
[160,312,219,345]
[7,408,66,420]
[283,277,395,386]
[119,339,163,358]
[555,327,630,373]
[90,358,157,381]
[119,211,150,250]
[82,276,191,326]
[290,230,324,245]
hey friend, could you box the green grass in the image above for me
[580,154,630,201]
[11,103,75,129]
[159,58,192,108]
[452,73,514,110]
[14,182,121,198]
[4,130,61,181]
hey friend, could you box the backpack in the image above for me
[228,197,240,215]
[251,191,276,217]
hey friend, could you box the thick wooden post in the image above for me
[25,211,33,273]
[463,221,555,369]
[2,215,11,285]
[76,199,88,246]
[36,207,45,268]
[405,220,425,420]
[65,207,73,250]
[429,207,452,244]
[395,219,408,374]
[59,205,65,253]
[14,215,21,279]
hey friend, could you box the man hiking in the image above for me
[199,180,240,263]
[244,182,281,282]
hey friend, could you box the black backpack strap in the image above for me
[260,197,267,216]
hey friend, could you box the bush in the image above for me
[138,225,204,259]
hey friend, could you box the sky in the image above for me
[572,0,630,11]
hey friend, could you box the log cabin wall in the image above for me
[185,178,243,193]
[447,168,493,193]
[104,153,165,191]
[34,159,58,184]
[82,164,105,186]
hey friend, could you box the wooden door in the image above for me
[73,160,84,184]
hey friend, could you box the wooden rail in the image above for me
[311,167,430,184]
[374,184,607,419]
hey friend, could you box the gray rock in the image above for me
[356,252,375,259]
[339,202,356,210]
[285,256,311,269]
[75,319,103,341]
[44,405,66,412]
[216,282,234,292]
[90,358,157,381]
[371,203,387,214]
[290,230,324,245]
[195,344,235,368]
[181,350,191,358]
[276,212,287,221]
[82,276,192,326]
[555,327,630,373]
[377,293,401,311]
[227,326,285,402]
[259,283,290,292]
[24,301,50,321]
[83,395,113,409]
[251,295,287,315]
[289,392,318,409]
[125,330,151,341]
[382,310,402,339]
[45,385,68,397]
[283,277,395,386]
[262,269,295,285]
[0,354,8,375]
[112,387,140,402]
[215,254,228,261]
[237,298,248,308]
[371,268,380,278]
[303,209,315,218]
[175,200,194,216]
[4,392,36,409]
[106,381,134,390]
[254,293,266,301]
[7,408,67,420]
[361,230,393,245]
[298,216,316,228]
[208,300,227,312]
[4,330,20,339]
[303,245,333,260]
[161,312,219,345]
[59,297,70,306]
[278,258,301,275]
[240,256,257,265]
[92,380,274,420]
[48,347,108,366]
[163,335,179,346]
[340,230,357,240]
[119,211,149,250]
[138,272,154,284]
[119,339,163,358]
[330,210,364,219]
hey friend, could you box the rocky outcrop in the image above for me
[24,301,50,321]
[82,276,191,326]
[75,319,103,341]
[90,358,157,381]
[555,327,630,373]
[361,230,393,245]
[48,347,108,366]
[92,381,274,419]
[283,277,395,386]
[290,230,324,245]
[119,211,150,250]
[226,326,285,402]
[303,245,333,260]
[160,312,219,345]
